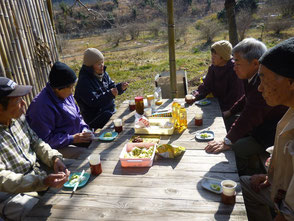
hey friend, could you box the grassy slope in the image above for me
[60,23,294,106]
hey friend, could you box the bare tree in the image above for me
[225,0,238,46]
[236,9,253,40]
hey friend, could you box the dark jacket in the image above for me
[74,65,124,125]
[226,73,288,148]
[195,59,244,112]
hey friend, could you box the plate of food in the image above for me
[201,177,222,194]
[64,172,90,188]
[97,131,118,141]
[195,130,214,141]
[195,98,211,106]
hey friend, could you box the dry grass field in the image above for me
[59,22,294,106]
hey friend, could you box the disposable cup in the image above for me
[221,180,237,196]
[114,119,123,133]
[88,154,102,176]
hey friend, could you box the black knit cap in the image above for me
[49,61,77,88]
[259,37,294,79]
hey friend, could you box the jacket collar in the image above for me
[45,83,65,103]
[279,108,294,135]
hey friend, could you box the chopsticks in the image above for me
[200,176,223,182]
[72,170,85,194]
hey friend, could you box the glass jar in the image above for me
[135,96,144,115]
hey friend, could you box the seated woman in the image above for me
[193,40,244,113]
[26,61,92,159]
[74,48,128,129]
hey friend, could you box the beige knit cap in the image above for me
[211,40,232,61]
[83,48,104,66]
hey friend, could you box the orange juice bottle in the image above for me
[179,104,187,130]
[172,99,180,129]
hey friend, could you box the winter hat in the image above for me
[0,77,32,98]
[49,61,77,88]
[259,37,294,79]
[83,48,104,67]
[211,40,233,61]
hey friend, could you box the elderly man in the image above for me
[0,77,70,220]
[240,37,294,221]
[205,38,288,176]
[74,48,128,129]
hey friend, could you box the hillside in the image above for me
[56,0,294,104]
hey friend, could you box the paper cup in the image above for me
[221,180,237,196]
[88,154,102,176]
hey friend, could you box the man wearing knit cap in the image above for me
[27,61,92,159]
[0,77,70,220]
[239,37,294,221]
[75,48,128,129]
[192,40,244,117]
[205,38,288,176]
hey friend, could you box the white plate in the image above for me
[201,178,222,194]
[195,131,214,141]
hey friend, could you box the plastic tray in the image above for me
[135,117,174,135]
[119,143,157,167]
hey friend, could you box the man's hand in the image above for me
[204,141,231,153]
[43,173,69,188]
[53,157,70,176]
[73,132,92,144]
[223,110,231,118]
[121,82,129,91]
[250,174,270,192]
[111,87,118,97]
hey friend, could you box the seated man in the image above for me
[0,77,70,220]
[192,40,244,115]
[240,37,294,221]
[74,48,129,129]
[26,62,92,159]
[205,38,288,176]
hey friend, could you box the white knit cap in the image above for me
[83,48,104,66]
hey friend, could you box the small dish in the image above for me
[97,131,118,141]
[195,98,211,106]
[195,130,214,141]
[64,172,90,189]
[201,178,222,194]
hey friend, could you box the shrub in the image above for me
[265,16,292,35]
[195,17,223,43]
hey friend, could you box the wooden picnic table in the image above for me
[26,98,247,221]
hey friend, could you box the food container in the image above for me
[119,143,157,167]
[134,117,174,135]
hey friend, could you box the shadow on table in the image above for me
[197,161,243,221]
[112,161,151,175]
[153,153,184,169]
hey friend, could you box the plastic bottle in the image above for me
[154,87,163,105]
[172,99,180,129]
[179,103,187,130]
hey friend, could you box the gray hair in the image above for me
[232,38,267,62]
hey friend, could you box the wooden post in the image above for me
[167,0,177,98]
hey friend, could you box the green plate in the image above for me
[63,172,90,188]
[98,131,118,141]
[195,98,211,106]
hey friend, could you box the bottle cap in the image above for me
[135,96,143,101]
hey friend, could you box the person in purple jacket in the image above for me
[26,62,92,159]
[192,40,244,113]
[205,38,288,176]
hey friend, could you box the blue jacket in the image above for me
[74,65,124,125]
[26,83,88,149]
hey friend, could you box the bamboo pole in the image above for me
[167,0,177,98]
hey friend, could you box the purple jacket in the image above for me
[227,74,288,147]
[26,83,88,149]
[195,59,244,112]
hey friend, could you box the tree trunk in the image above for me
[225,0,238,46]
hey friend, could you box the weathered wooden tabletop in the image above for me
[26,98,247,221]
